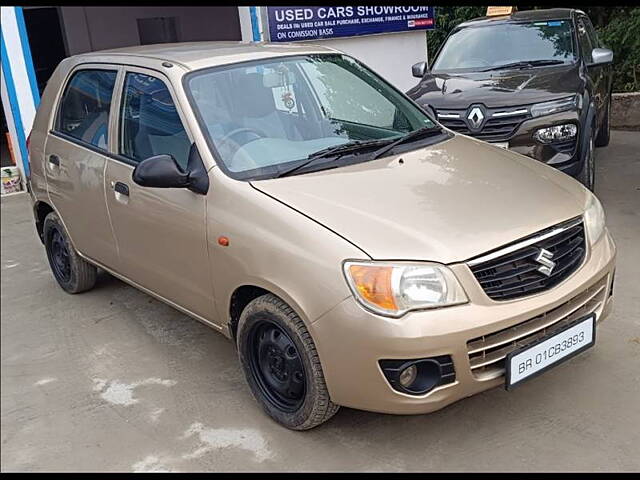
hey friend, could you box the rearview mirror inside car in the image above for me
[412,61,427,78]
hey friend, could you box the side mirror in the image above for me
[132,144,209,195]
[412,61,427,78]
[133,154,189,189]
[591,48,613,65]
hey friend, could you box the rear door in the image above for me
[45,65,120,267]
[104,67,214,320]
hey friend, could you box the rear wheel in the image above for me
[236,294,339,430]
[43,212,97,293]
[595,98,611,147]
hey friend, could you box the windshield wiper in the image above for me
[481,59,566,72]
[370,126,443,160]
[276,139,389,178]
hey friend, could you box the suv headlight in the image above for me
[584,193,606,245]
[530,95,581,118]
[343,261,468,317]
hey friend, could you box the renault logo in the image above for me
[467,106,485,130]
[535,248,556,276]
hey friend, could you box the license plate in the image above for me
[505,314,596,389]
[491,142,509,149]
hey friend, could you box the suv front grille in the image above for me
[437,106,531,142]
[467,275,607,380]
[469,218,586,301]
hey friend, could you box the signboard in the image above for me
[486,6,517,16]
[266,6,435,43]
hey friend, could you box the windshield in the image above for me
[185,54,436,180]
[432,20,576,72]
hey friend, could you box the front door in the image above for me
[104,68,214,321]
[577,15,606,119]
[45,66,119,267]
[580,14,611,126]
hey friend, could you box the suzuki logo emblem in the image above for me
[467,106,485,130]
[535,248,556,277]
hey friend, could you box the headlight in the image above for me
[584,193,606,245]
[530,95,580,118]
[343,261,468,317]
[534,124,578,143]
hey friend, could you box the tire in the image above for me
[236,293,339,430]
[577,124,596,191]
[595,98,611,147]
[43,211,97,293]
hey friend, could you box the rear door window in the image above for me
[119,72,190,169]
[56,69,117,149]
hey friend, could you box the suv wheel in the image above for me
[577,126,596,191]
[236,293,339,430]
[595,98,611,147]
[43,211,97,293]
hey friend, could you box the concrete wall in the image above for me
[611,92,640,130]
[59,6,242,55]
[309,31,427,93]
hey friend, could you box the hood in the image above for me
[251,135,589,264]
[407,64,583,110]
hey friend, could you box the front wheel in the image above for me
[595,98,611,147]
[577,127,596,191]
[236,294,339,430]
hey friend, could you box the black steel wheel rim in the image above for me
[49,228,71,283]
[247,319,306,413]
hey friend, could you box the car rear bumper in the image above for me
[310,229,616,414]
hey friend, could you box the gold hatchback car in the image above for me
[27,42,616,430]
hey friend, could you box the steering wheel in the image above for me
[218,127,267,153]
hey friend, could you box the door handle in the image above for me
[114,181,129,196]
[49,155,60,166]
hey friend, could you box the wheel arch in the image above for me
[33,200,55,243]
[227,281,317,344]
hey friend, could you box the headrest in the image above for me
[233,73,277,118]
[129,74,184,136]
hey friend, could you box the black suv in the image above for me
[407,8,613,190]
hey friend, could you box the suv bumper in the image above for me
[310,229,616,414]
[507,110,583,177]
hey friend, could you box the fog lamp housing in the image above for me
[534,124,578,144]
[379,356,456,395]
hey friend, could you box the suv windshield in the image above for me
[185,54,436,180]
[432,20,576,72]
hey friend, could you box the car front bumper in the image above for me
[310,229,616,414]
[506,110,583,176]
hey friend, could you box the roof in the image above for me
[458,8,577,28]
[74,41,338,71]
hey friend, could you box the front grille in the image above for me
[469,219,586,301]
[467,275,608,380]
[437,107,531,142]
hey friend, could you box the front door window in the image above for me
[119,72,191,169]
